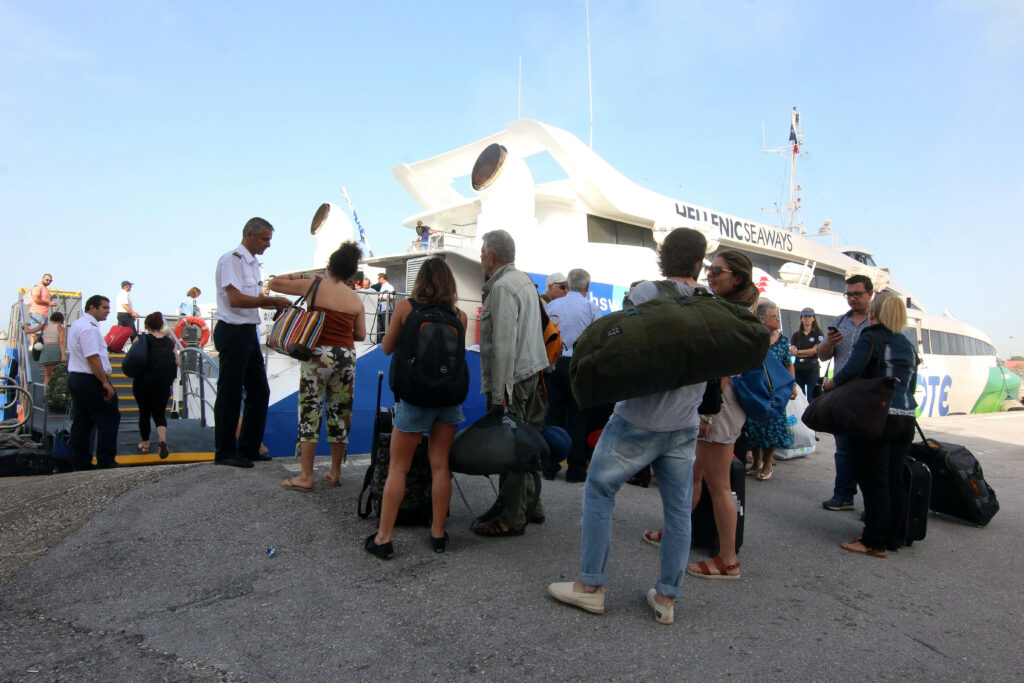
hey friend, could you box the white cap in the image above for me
[545,272,567,288]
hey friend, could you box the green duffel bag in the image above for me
[570,282,770,408]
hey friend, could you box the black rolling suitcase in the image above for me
[358,372,434,526]
[903,455,931,545]
[909,423,999,526]
[691,456,745,555]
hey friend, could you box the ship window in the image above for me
[587,215,656,249]
[780,309,800,338]
[920,330,931,354]
[902,328,917,348]
[933,332,948,355]
[946,333,962,356]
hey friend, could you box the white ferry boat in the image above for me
[245,113,1023,457]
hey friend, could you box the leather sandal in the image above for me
[472,518,524,537]
[686,555,740,580]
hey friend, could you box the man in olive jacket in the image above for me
[474,229,550,536]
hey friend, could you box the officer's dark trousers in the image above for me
[68,373,121,469]
[213,322,269,462]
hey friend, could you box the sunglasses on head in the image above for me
[705,266,733,276]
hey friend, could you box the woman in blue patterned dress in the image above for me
[746,300,797,480]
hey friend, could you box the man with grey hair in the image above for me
[544,267,601,481]
[213,217,291,468]
[473,229,550,536]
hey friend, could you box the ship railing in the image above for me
[403,220,478,254]
[168,333,219,428]
[3,299,50,440]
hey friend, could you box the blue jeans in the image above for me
[833,435,858,500]
[580,414,698,598]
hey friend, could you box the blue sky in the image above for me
[2,1,1022,357]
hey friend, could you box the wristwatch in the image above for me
[700,415,714,425]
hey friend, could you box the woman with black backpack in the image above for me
[132,312,179,458]
[365,258,469,559]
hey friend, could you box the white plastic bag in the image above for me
[776,386,815,459]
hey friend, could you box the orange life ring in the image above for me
[174,316,210,347]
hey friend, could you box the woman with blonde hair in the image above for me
[366,258,468,558]
[824,293,918,558]
[269,242,366,491]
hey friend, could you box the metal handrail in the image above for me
[168,331,219,427]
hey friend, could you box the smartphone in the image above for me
[827,326,839,334]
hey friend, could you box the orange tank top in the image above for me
[314,308,356,348]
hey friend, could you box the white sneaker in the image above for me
[646,588,674,624]
[547,582,605,614]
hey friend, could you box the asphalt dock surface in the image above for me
[2,413,1022,681]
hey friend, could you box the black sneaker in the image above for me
[365,533,394,560]
[822,496,854,511]
[248,452,273,462]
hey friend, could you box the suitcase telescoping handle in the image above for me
[914,420,936,448]
[376,370,384,414]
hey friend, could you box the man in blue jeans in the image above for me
[817,274,873,510]
[546,227,706,625]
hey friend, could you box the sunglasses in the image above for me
[554,283,567,290]
[705,266,733,276]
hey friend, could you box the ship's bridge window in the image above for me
[587,215,656,249]
[844,251,876,266]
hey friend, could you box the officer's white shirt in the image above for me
[116,288,132,314]
[377,281,394,312]
[215,244,262,324]
[67,312,111,375]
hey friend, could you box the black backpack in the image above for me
[388,300,469,407]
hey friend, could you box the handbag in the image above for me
[732,351,796,421]
[801,337,897,438]
[267,279,325,361]
[121,334,148,378]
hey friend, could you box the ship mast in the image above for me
[763,106,806,233]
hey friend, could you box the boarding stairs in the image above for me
[3,294,217,468]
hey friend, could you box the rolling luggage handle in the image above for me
[357,371,386,519]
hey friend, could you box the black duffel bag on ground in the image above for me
[569,282,769,408]
[449,411,549,476]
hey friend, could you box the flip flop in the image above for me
[643,529,663,547]
[840,539,885,558]
[756,469,774,481]
[323,473,341,487]
[138,443,149,454]
[281,477,313,492]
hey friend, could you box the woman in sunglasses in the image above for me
[643,251,758,580]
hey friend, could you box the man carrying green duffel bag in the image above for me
[569,263,770,409]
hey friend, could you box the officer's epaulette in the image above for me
[232,252,242,258]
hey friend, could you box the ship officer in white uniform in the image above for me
[212,217,290,468]
[66,295,120,469]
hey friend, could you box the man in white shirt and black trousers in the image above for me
[66,294,120,469]
[213,217,290,468]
